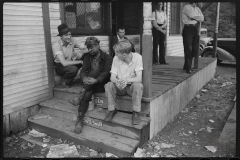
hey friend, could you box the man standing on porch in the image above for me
[152,2,168,65]
[68,37,113,134]
[52,23,85,88]
[182,2,204,73]
[104,40,143,125]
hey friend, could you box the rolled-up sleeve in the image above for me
[135,55,143,72]
[110,56,118,75]
[52,43,63,59]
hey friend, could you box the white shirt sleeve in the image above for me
[135,54,143,72]
[110,56,118,75]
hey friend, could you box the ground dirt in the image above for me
[3,62,236,158]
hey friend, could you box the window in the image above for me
[170,3,181,34]
[63,2,110,35]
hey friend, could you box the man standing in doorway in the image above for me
[110,27,135,57]
[182,2,204,73]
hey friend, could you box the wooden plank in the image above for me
[4,68,48,82]
[4,64,47,76]
[42,2,54,99]
[49,3,60,10]
[4,88,49,106]
[41,107,148,141]
[9,105,40,134]
[4,80,48,97]
[142,34,152,97]
[3,39,45,46]
[28,115,140,157]
[3,114,10,136]
[4,61,47,72]
[3,30,44,36]
[4,51,46,60]
[4,43,45,51]
[3,15,43,21]
[3,55,46,66]
[4,35,45,41]
[3,10,43,16]
[3,20,44,26]
[4,4,42,11]
[4,2,42,7]
[3,72,48,86]
[4,94,49,115]
[49,11,61,18]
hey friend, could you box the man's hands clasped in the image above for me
[83,76,98,85]
[116,78,127,90]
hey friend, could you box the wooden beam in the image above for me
[59,3,65,23]
[201,2,213,12]
[42,3,54,98]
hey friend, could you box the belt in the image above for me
[185,24,197,27]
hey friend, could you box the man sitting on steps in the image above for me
[68,37,113,134]
[104,40,144,125]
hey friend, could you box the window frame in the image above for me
[169,2,181,35]
[60,2,111,36]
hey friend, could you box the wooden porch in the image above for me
[27,56,217,157]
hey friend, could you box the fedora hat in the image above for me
[57,23,70,36]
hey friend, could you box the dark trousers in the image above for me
[152,24,166,64]
[78,70,105,115]
[182,25,198,71]
[55,63,82,85]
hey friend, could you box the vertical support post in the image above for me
[142,2,152,97]
[42,3,54,98]
[213,2,220,58]
[59,3,65,23]
[194,3,202,69]
[165,2,168,57]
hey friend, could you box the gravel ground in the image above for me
[3,62,236,158]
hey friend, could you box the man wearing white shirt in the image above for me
[104,40,143,125]
[182,2,204,73]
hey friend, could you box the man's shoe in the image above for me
[186,70,192,74]
[59,82,71,88]
[104,110,117,122]
[132,112,140,125]
[68,96,80,106]
[74,120,83,134]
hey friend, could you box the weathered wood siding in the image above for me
[166,3,184,57]
[3,3,50,116]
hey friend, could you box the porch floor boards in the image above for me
[151,56,216,98]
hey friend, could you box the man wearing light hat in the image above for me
[68,37,113,134]
[52,23,86,88]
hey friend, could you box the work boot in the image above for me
[104,109,117,122]
[74,112,84,134]
[132,111,140,125]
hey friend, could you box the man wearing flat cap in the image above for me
[52,23,87,88]
[68,37,113,134]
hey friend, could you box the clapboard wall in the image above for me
[166,3,184,57]
[3,3,49,135]
[3,3,50,115]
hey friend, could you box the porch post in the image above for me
[42,3,54,98]
[142,2,152,97]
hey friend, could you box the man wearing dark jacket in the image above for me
[68,37,113,134]
[110,27,135,57]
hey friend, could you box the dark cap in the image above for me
[85,37,100,46]
[57,23,70,36]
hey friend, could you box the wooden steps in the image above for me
[53,81,150,116]
[28,114,139,157]
[39,98,150,145]
[27,81,151,157]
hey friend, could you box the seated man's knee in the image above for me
[105,82,115,90]
[68,66,79,75]
[132,82,143,90]
[82,91,93,102]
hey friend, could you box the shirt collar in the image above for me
[60,39,72,47]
